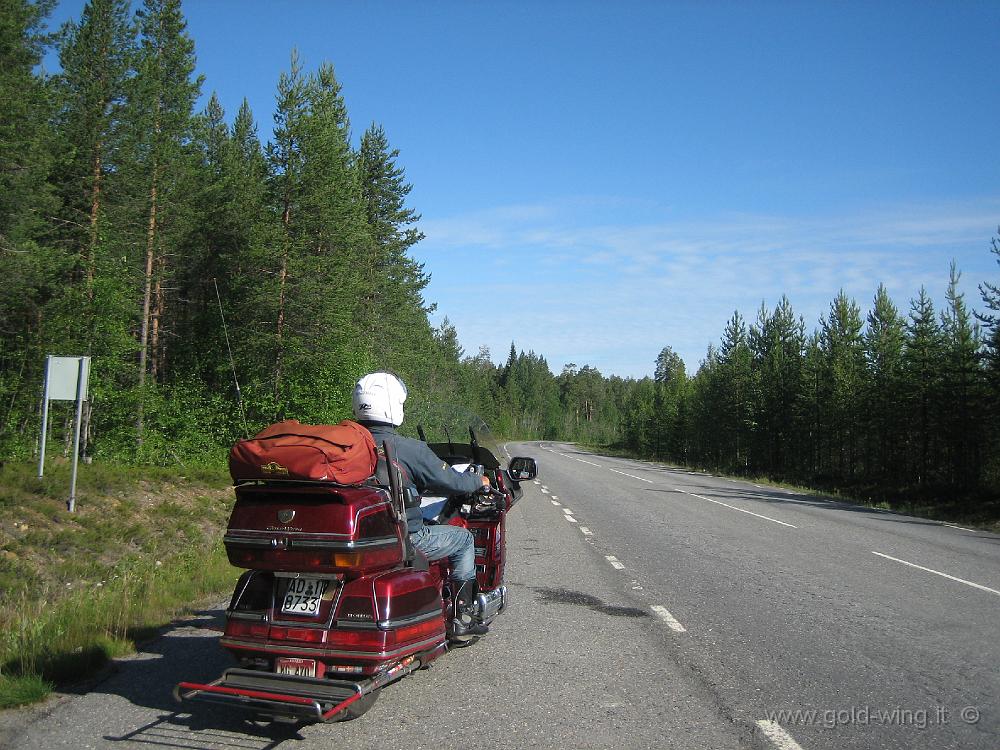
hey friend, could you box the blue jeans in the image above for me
[410,524,475,581]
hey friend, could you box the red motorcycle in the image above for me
[175,414,537,723]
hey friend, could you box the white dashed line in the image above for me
[605,555,625,570]
[755,720,805,750]
[579,527,593,536]
[533,480,540,485]
[943,523,976,532]
[608,468,654,483]
[575,458,601,467]
[871,551,1000,596]
[649,605,686,632]
[564,515,578,523]
[674,487,797,528]
[551,500,561,506]
[551,495,558,500]
[561,508,573,515]
[540,489,550,495]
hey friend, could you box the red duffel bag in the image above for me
[229,419,377,484]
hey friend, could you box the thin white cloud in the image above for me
[418,198,1000,377]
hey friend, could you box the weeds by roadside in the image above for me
[0,461,239,709]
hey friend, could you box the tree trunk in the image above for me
[137,168,159,442]
[274,197,290,402]
[86,148,102,301]
[151,253,165,381]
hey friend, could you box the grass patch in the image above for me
[0,674,52,709]
[0,460,239,707]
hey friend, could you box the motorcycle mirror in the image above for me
[508,456,538,481]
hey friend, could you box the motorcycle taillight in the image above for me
[326,629,393,649]
[356,507,397,537]
[226,620,269,639]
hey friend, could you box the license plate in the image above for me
[276,658,317,677]
[280,578,330,616]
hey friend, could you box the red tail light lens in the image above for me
[226,620,269,639]
[327,629,392,649]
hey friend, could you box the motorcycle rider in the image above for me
[353,372,489,639]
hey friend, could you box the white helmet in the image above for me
[352,372,407,426]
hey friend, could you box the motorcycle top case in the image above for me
[224,483,405,573]
[229,419,377,485]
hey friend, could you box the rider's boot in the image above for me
[448,578,488,641]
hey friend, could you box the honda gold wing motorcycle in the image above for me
[175,412,537,724]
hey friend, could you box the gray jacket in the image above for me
[364,422,484,533]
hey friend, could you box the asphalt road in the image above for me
[3,442,997,750]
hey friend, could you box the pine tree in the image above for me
[125,0,201,443]
[0,0,59,456]
[820,291,865,478]
[796,331,825,476]
[357,122,429,368]
[266,51,309,402]
[862,284,906,481]
[53,0,132,303]
[49,0,136,456]
[903,287,945,485]
[940,263,983,488]
[718,312,753,470]
[978,230,1000,394]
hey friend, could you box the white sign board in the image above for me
[38,355,91,511]
[46,356,90,401]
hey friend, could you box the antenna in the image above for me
[213,279,250,437]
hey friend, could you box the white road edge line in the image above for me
[579,527,593,536]
[608,468,654,483]
[575,458,601,467]
[755,720,805,750]
[675,488,798,528]
[943,523,976,532]
[649,605,687,633]
[605,555,625,570]
[871,551,1000,597]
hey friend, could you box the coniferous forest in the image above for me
[2,0,999,522]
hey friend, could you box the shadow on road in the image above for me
[92,608,306,749]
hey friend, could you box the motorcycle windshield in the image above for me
[404,404,503,471]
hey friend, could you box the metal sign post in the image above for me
[37,355,91,511]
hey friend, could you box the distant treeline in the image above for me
[494,251,1000,515]
[3,2,999,517]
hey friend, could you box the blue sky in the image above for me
[47,1,1000,377]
